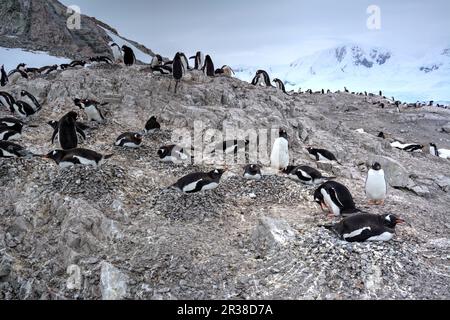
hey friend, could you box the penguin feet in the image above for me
[368,200,376,205]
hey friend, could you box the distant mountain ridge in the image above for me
[234,43,450,104]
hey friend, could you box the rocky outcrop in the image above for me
[0,0,154,60]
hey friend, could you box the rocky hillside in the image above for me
[0,63,449,299]
[0,0,154,60]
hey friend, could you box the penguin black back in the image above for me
[122,45,136,66]
[173,53,184,81]
[58,111,79,150]
[1,65,8,87]
[203,55,215,77]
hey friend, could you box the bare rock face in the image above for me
[100,262,128,300]
[0,0,154,60]
[0,63,449,300]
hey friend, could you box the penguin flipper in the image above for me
[76,127,87,141]
[51,128,59,144]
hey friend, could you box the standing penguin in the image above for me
[0,92,15,110]
[171,169,226,193]
[429,143,439,156]
[202,55,215,77]
[270,129,289,170]
[122,45,136,66]
[251,70,272,86]
[314,181,360,217]
[171,52,184,93]
[273,79,287,94]
[189,51,205,70]
[322,213,405,242]
[74,99,107,123]
[179,53,190,71]
[20,90,41,111]
[110,42,123,63]
[1,65,8,87]
[51,111,85,150]
[365,162,387,205]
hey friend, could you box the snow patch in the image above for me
[0,47,70,71]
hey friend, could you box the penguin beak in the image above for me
[395,218,406,224]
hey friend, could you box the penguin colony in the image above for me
[1,43,448,244]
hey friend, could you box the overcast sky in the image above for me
[61,0,450,66]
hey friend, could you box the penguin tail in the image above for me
[318,223,334,230]
[27,124,39,128]
[104,154,114,160]
[324,176,336,181]
[100,102,109,106]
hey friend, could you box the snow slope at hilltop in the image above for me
[234,44,450,104]
[100,26,152,64]
[0,47,70,71]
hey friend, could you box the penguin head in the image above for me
[44,150,64,163]
[279,129,288,139]
[209,169,226,178]
[378,132,385,139]
[371,162,382,171]
[245,164,260,174]
[382,214,405,228]
[157,147,168,158]
[313,187,325,209]
[133,133,143,142]
[73,98,83,109]
[48,120,58,130]
[67,111,78,121]
[20,90,27,97]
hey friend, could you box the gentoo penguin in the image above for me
[306,147,340,164]
[151,54,163,67]
[314,181,359,217]
[51,111,86,150]
[151,65,172,75]
[144,116,161,133]
[270,129,289,170]
[122,45,136,66]
[7,69,28,84]
[429,143,439,156]
[179,53,190,71]
[0,141,35,158]
[38,65,58,75]
[171,52,184,93]
[1,65,8,87]
[11,100,40,119]
[158,145,189,163]
[202,55,215,77]
[74,99,107,123]
[214,65,234,77]
[322,213,405,242]
[89,56,113,64]
[60,64,70,70]
[365,162,387,205]
[69,60,86,68]
[273,78,287,94]
[0,127,21,141]
[110,42,123,63]
[282,165,334,185]
[171,169,226,193]
[0,91,15,110]
[44,148,113,169]
[189,51,205,70]
[115,132,143,148]
[243,164,262,180]
[212,139,249,155]
[251,70,271,87]
[0,117,24,133]
[20,90,41,111]
[390,141,423,153]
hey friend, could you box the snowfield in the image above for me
[234,43,450,104]
[0,47,70,71]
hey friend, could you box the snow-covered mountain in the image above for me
[234,43,450,104]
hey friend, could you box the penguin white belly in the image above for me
[270,138,289,170]
[112,47,123,62]
[1,149,16,158]
[367,232,394,242]
[201,182,219,191]
[22,96,39,111]
[317,153,330,161]
[365,170,387,201]
[73,156,98,167]
[161,156,178,163]
[343,227,371,240]
[0,132,21,141]
[85,106,103,122]
[244,173,261,180]
[0,96,10,108]
[59,161,75,169]
[321,188,341,216]
[123,142,140,148]
[183,179,203,192]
